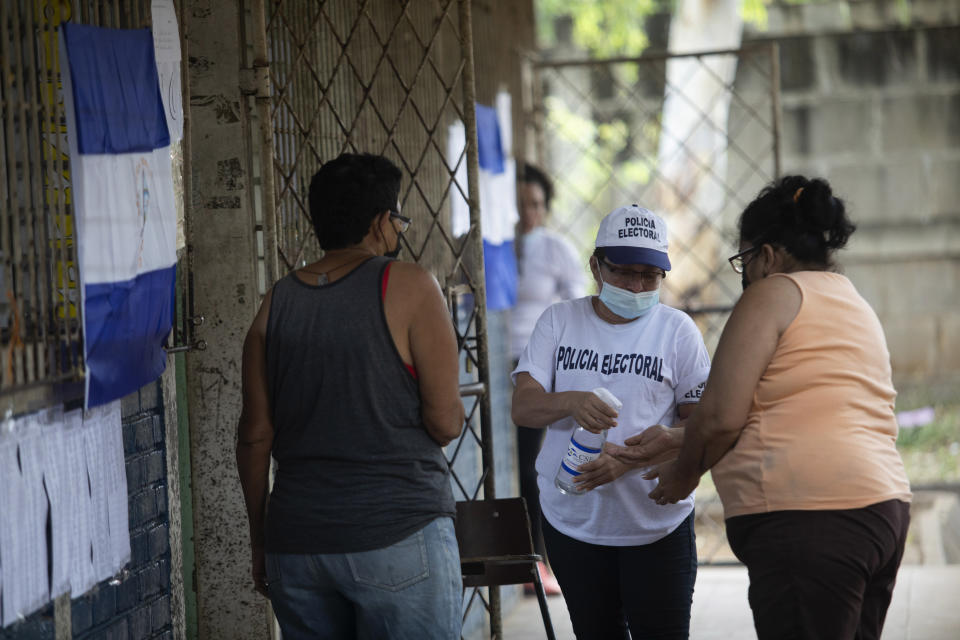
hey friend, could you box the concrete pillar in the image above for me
[184,2,268,637]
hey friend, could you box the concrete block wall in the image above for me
[742,2,960,386]
[0,383,173,640]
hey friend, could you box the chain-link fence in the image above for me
[529,44,782,564]
[247,0,508,632]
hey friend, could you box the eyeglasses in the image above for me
[600,259,665,288]
[389,210,411,233]
[727,246,761,274]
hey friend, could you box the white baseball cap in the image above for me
[595,204,671,271]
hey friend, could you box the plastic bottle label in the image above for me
[560,438,602,476]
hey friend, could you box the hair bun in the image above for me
[794,178,854,250]
[738,174,856,267]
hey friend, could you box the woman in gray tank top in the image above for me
[236,153,465,639]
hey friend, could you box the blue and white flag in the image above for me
[448,92,519,310]
[60,23,176,408]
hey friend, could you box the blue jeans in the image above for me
[266,517,462,639]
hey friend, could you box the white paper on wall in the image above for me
[63,409,97,596]
[0,416,50,627]
[39,406,72,599]
[151,0,183,141]
[88,401,130,571]
[83,411,111,581]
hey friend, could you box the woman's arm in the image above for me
[235,291,274,596]
[649,275,802,504]
[511,372,619,432]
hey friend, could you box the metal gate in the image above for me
[242,0,503,633]
[529,44,782,565]
[0,0,194,411]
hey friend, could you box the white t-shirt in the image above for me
[510,227,586,359]
[512,297,711,546]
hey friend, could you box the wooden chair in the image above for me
[455,497,557,640]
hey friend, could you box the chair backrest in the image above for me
[455,497,539,587]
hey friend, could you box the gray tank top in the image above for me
[264,257,454,553]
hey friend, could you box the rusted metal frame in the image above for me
[266,2,329,125]
[175,0,195,349]
[23,0,54,381]
[551,52,775,207]
[696,53,777,139]
[543,65,740,260]
[267,0,362,123]
[396,177,464,263]
[456,0,501,630]
[270,94,328,221]
[462,583,493,623]
[332,2,416,137]
[39,5,79,375]
[553,61,749,219]
[653,88,771,208]
[386,57,467,214]
[650,57,778,188]
[369,2,457,156]
[283,9,306,270]
[251,0,279,285]
[540,130,720,285]
[267,3,369,267]
[535,81,720,277]
[770,42,782,179]
[268,21,372,210]
[267,12,298,268]
[548,50,773,191]
[452,300,481,365]
[536,42,776,70]
[294,0,312,263]
[401,0,463,111]
[333,11,415,152]
[445,402,480,465]
[385,60,463,186]
[11,0,40,381]
[6,0,33,382]
[0,0,17,385]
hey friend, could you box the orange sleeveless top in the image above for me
[712,271,911,518]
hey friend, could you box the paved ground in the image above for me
[483,564,960,639]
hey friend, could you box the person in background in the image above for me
[236,153,465,639]
[510,163,586,595]
[512,204,711,638]
[633,175,912,640]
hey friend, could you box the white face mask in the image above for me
[598,275,659,319]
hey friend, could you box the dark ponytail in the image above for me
[738,175,856,268]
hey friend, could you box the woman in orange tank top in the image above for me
[609,175,911,640]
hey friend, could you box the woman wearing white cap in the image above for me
[511,204,710,639]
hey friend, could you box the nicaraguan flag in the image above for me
[60,23,176,408]
[448,92,518,310]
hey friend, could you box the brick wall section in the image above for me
[0,383,173,640]
[728,4,960,384]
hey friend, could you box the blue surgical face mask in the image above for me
[598,275,659,319]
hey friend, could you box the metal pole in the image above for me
[770,42,782,179]
[458,0,502,635]
[251,0,280,286]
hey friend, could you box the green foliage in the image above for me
[536,0,657,57]
[897,405,960,484]
[741,0,769,30]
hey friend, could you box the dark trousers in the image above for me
[542,512,697,640]
[517,424,547,557]
[725,499,910,640]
